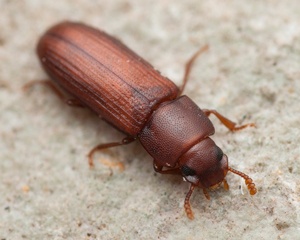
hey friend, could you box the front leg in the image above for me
[202,109,255,131]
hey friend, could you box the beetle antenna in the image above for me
[228,167,257,195]
[184,184,196,220]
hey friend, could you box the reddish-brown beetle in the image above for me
[35,21,257,219]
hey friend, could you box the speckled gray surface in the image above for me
[1,1,300,239]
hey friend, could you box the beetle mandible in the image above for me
[35,21,257,219]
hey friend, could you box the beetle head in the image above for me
[179,137,228,189]
[180,137,257,220]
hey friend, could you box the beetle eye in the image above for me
[216,146,223,161]
[181,165,196,176]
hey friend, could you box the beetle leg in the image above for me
[65,98,84,107]
[153,162,181,175]
[202,188,210,200]
[88,136,135,168]
[98,158,125,172]
[202,109,255,131]
[184,184,196,220]
[223,179,229,191]
[23,80,84,108]
[178,45,209,96]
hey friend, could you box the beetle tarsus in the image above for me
[203,188,210,200]
[223,179,229,191]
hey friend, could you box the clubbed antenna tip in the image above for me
[228,166,257,195]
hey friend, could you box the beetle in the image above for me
[35,21,257,219]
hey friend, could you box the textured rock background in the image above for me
[1,1,299,239]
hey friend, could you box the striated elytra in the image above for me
[37,22,257,219]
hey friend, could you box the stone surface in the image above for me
[1,1,299,239]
